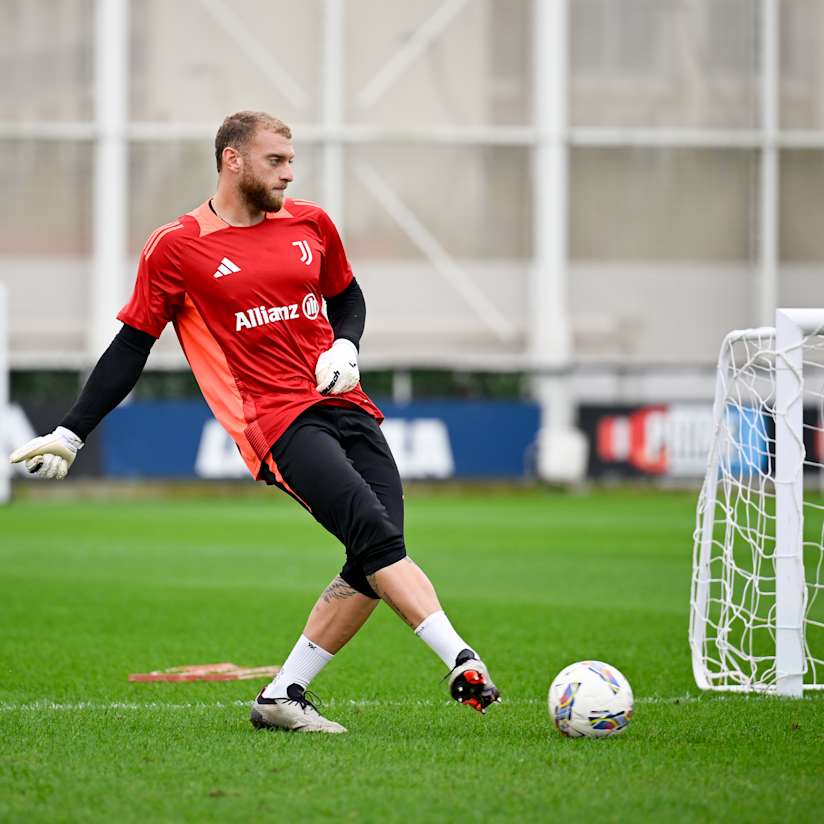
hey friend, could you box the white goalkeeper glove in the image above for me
[9,426,84,480]
[315,338,360,395]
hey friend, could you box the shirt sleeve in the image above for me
[326,278,365,350]
[59,324,155,440]
[317,209,354,298]
[117,222,186,338]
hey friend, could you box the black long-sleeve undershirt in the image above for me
[58,278,366,442]
[327,278,365,351]
[59,324,155,440]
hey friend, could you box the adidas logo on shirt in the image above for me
[213,257,241,279]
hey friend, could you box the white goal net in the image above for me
[691,310,824,695]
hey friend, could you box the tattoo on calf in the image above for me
[366,572,415,628]
[321,576,359,604]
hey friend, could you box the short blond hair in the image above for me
[215,111,292,172]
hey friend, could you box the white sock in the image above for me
[414,610,474,669]
[262,634,334,699]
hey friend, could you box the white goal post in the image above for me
[691,308,824,697]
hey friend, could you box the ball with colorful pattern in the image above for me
[548,660,634,738]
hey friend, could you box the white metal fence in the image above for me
[2,0,824,375]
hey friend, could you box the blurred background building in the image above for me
[2,0,823,485]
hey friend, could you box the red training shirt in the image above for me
[118,198,383,480]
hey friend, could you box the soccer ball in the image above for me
[548,660,634,738]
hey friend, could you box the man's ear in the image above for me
[222,146,242,174]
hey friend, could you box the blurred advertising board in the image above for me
[8,398,539,480]
[8,397,823,482]
[583,404,715,478]
[6,401,103,477]
[581,403,822,480]
[65,399,539,480]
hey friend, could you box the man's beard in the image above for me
[238,169,284,213]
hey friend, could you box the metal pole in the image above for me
[199,0,310,111]
[531,0,570,377]
[322,0,345,228]
[392,371,413,404]
[531,0,585,481]
[91,0,129,361]
[774,308,806,697]
[354,0,471,111]
[759,0,779,326]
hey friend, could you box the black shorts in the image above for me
[261,403,406,598]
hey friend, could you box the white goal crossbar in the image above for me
[691,308,824,697]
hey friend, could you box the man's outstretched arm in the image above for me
[9,324,156,479]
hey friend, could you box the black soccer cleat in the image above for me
[447,648,502,714]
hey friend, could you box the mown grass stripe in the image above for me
[0,694,762,712]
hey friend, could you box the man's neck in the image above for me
[210,191,266,227]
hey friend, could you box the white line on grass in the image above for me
[0,694,731,713]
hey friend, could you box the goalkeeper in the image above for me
[10,111,500,733]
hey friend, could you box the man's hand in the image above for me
[315,339,360,395]
[9,426,84,480]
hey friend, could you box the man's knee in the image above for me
[345,500,407,577]
[339,530,405,598]
[339,563,380,599]
[358,537,407,577]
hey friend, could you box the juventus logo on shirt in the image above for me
[291,240,313,266]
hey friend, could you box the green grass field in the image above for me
[1,489,822,823]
